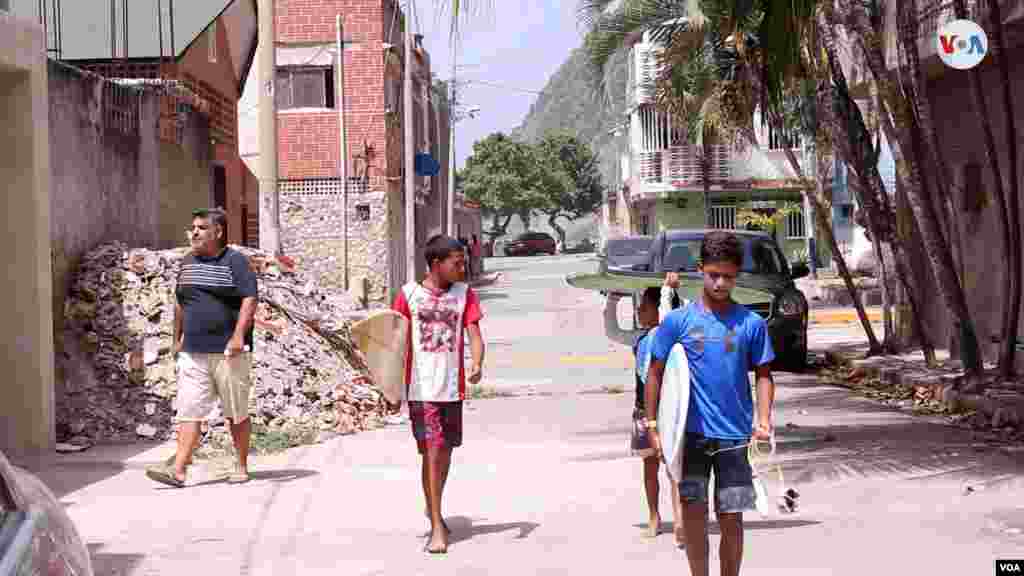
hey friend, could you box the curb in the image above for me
[809,308,882,325]
[846,355,1024,430]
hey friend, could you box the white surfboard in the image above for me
[658,342,691,483]
[349,310,409,405]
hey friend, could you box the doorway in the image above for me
[213,165,226,210]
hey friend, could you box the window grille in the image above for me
[786,207,806,238]
[709,205,737,230]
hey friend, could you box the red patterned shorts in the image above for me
[408,401,463,454]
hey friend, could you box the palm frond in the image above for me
[430,0,495,42]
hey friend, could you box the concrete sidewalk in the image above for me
[51,383,1024,575]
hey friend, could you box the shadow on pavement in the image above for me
[88,542,145,575]
[444,516,540,545]
[477,292,510,302]
[38,462,129,500]
[188,468,320,488]
[634,519,821,535]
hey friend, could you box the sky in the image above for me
[412,0,587,168]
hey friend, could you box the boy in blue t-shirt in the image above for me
[644,231,775,576]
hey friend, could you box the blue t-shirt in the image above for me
[652,300,775,439]
[633,327,658,386]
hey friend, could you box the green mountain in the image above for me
[502,46,630,247]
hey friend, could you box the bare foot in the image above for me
[644,515,661,538]
[425,529,448,554]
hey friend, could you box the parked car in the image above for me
[0,450,93,576]
[599,236,653,273]
[503,232,557,257]
[626,229,810,371]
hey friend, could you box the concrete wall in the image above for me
[47,61,211,454]
[922,32,1024,364]
[49,61,211,329]
[0,12,54,469]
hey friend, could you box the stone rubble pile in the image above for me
[57,241,387,448]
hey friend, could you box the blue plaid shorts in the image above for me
[679,433,757,514]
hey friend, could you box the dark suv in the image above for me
[504,232,557,257]
[629,229,810,371]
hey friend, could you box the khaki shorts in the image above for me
[175,351,253,423]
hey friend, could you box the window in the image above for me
[664,237,783,273]
[275,67,335,110]
[709,205,737,230]
[0,0,9,12]
[208,21,217,63]
[786,207,806,238]
[638,104,684,151]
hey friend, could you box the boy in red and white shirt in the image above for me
[392,235,484,554]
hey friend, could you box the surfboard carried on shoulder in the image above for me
[659,342,691,483]
[349,310,409,405]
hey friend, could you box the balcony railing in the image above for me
[637,145,733,187]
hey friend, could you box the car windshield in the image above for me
[664,237,786,274]
[608,239,651,257]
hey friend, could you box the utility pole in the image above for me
[337,14,349,289]
[403,10,416,284]
[445,35,457,237]
[257,0,281,255]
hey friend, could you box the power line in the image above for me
[459,79,546,95]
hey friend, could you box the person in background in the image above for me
[604,273,689,545]
[470,234,482,280]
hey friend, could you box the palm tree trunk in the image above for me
[896,0,984,382]
[838,0,942,363]
[775,128,883,352]
[984,0,1022,378]
[874,86,937,365]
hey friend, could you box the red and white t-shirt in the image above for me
[392,281,483,402]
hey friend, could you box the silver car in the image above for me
[0,451,93,576]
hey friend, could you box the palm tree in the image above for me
[817,2,939,360]
[579,0,886,351]
[951,0,1021,378]
[832,0,943,362]
[894,0,984,383]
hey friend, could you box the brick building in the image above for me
[239,0,450,304]
[12,0,262,246]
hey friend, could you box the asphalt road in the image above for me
[473,253,878,397]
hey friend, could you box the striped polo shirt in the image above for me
[175,247,258,354]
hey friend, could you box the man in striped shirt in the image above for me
[146,208,258,488]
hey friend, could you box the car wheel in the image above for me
[782,326,809,373]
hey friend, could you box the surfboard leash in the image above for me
[705,433,799,516]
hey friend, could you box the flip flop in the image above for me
[227,465,250,484]
[145,464,185,488]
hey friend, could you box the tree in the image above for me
[460,133,549,242]
[579,0,886,350]
[890,0,984,384]
[535,131,606,248]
